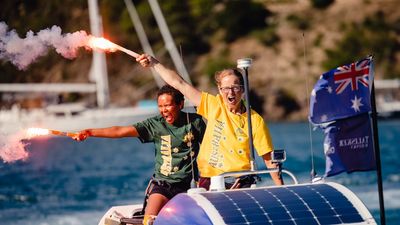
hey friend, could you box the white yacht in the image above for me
[375,79,400,119]
[0,101,159,134]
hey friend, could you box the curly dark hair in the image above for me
[157,85,184,105]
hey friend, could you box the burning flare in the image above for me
[26,128,51,138]
[87,36,139,58]
[88,37,118,52]
[26,128,76,138]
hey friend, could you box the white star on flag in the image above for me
[327,86,333,94]
[351,95,364,112]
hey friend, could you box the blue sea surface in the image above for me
[1,120,399,225]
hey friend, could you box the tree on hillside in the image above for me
[323,11,400,79]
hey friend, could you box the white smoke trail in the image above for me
[0,132,29,163]
[0,22,90,70]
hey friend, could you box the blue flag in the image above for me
[322,113,376,177]
[309,57,373,124]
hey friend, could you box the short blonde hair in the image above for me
[214,68,244,86]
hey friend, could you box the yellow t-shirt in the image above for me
[197,92,274,177]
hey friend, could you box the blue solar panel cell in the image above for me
[221,214,247,224]
[335,206,359,214]
[239,207,264,216]
[285,202,308,211]
[308,203,332,212]
[312,208,337,217]
[267,211,292,221]
[293,217,320,225]
[290,209,314,219]
[341,214,364,223]
[270,220,296,225]
[229,222,272,225]
[318,216,342,224]
[243,213,268,220]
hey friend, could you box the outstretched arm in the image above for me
[137,54,202,106]
[72,126,138,141]
[262,153,284,185]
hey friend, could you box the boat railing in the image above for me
[209,149,299,191]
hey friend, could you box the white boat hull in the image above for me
[0,105,159,134]
[98,204,143,225]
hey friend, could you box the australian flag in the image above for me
[309,56,374,124]
[322,113,376,177]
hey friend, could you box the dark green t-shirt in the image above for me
[134,112,205,184]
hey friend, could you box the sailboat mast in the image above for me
[124,0,165,88]
[147,0,192,85]
[88,0,110,108]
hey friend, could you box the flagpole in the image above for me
[370,82,386,225]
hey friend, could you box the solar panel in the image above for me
[155,182,376,225]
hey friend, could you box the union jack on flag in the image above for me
[309,56,374,124]
[334,58,370,94]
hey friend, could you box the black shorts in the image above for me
[148,179,191,200]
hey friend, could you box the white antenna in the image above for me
[237,58,257,171]
[301,33,317,181]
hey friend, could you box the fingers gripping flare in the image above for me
[72,130,91,141]
[136,54,158,67]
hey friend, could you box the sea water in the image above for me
[1,120,399,225]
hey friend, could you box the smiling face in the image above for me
[157,93,184,124]
[218,73,244,113]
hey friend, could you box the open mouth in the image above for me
[227,96,236,104]
[163,113,174,123]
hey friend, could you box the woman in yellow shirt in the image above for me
[137,54,283,189]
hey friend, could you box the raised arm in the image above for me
[72,126,138,141]
[137,54,201,106]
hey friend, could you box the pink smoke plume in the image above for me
[0,132,30,163]
[0,21,91,70]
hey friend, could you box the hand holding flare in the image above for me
[71,130,91,142]
[136,54,158,67]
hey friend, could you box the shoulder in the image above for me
[149,114,164,122]
[187,112,205,126]
[136,115,164,127]
[200,92,220,103]
[188,112,202,120]
[188,113,204,122]
[250,109,266,124]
